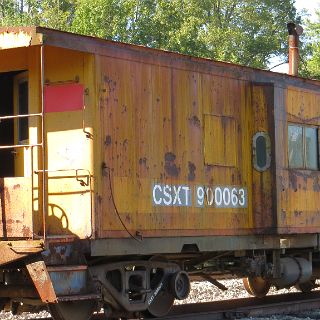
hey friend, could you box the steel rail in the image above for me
[4,292,320,320]
[160,291,320,320]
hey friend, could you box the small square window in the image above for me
[204,115,237,166]
[288,124,319,170]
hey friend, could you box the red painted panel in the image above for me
[44,83,84,113]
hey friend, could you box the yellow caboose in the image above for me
[0,26,319,319]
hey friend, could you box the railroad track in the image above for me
[6,292,320,320]
[159,291,320,320]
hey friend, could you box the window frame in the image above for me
[252,131,271,172]
[288,123,319,171]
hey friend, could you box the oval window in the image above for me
[253,132,271,172]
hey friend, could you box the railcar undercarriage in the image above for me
[0,245,318,320]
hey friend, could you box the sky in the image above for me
[271,0,319,73]
[295,0,320,21]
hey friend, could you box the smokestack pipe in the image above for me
[287,22,303,76]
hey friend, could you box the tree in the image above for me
[0,0,20,26]
[0,0,74,30]
[70,0,299,69]
[302,10,320,79]
[0,0,301,70]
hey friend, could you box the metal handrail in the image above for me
[0,113,42,121]
[0,143,42,149]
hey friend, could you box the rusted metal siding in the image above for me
[0,240,43,266]
[0,177,32,238]
[1,27,320,248]
[26,260,57,303]
[277,87,320,233]
[250,84,277,232]
[98,56,256,238]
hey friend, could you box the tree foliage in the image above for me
[302,10,320,79]
[1,0,318,75]
[70,0,299,69]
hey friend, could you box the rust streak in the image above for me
[164,152,180,177]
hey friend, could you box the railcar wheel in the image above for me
[48,300,96,320]
[145,289,175,318]
[145,255,175,317]
[295,280,316,293]
[243,276,271,298]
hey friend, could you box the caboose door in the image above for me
[251,83,277,232]
[0,70,33,239]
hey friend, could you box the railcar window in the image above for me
[18,79,28,143]
[305,127,318,170]
[252,132,271,172]
[256,136,267,167]
[288,124,319,170]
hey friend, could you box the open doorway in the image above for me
[0,70,28,177]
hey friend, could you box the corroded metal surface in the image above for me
[276,87,320,233]
[0,26,319,247]
[0,26,43,49]
[47,265,87,296]
[99,60,254,237]
[0,177,33,238]
[26,260,57,303]
[0,240,43,266]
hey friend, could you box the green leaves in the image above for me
[0,0,75,29]
[3,0,319,77]
[71,0,296,70]
[301,9,320,79]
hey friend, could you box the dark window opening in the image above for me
[252,132,271,172]
[288,124,319,170]
[0,72,15,177]
[18,80,29,143]
[0,71,27,177]
[256,135,267,168]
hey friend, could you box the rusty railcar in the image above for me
[0,26,319,319]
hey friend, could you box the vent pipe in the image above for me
[287,22,303,76]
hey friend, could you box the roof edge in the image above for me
[0,26,43,50]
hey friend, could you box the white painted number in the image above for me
[152,183,247,208]
[196,186,205,206]
[206,187,214,206]
[239,188,245,206]
[231,188,238,206]
[223,188,231,206]
[197,185,247,208]
[215,187,223,206]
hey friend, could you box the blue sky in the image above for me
[295,0,319,20]
[295,0,319,22]
[270,0,319,73]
